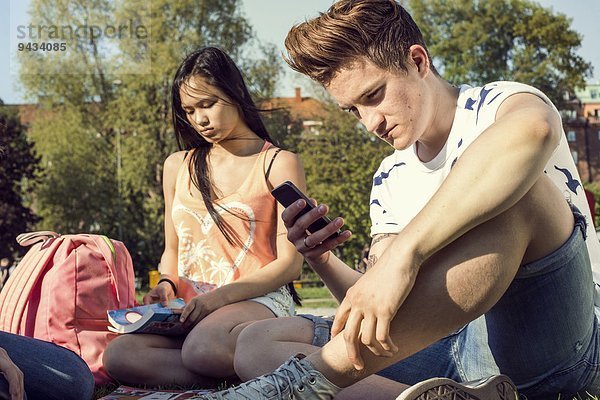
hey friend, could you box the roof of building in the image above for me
[261,88,328,121]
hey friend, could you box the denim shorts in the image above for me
[378,206,600,399]
[248,286,295,317]
[298,314,334,347]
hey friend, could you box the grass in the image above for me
[296,285,331,299]
[296,285,338,310]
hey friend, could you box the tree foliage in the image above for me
[0,102,40,262]
[298,105,391,268]
[409,0,593,108]
[18,0,286,278]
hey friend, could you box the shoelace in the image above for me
[200,356,311,400]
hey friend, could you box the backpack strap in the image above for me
[90,235,122,303]
[16,231,59,247]
[0,232,62,333]
[265,148,282,180]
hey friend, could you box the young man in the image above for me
[198,0,600,399]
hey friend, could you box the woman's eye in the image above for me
[200,101,215,108]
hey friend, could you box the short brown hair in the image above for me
[284,0,435,86]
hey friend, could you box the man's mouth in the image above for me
[379,127,392,140]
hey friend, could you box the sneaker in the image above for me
[396,374,519,400]
[196,354,341,399]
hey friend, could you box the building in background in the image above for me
[562,82,600,185]
[261,87,327,135]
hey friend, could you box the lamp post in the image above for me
[113,79,124,240]
[116,127,123,240]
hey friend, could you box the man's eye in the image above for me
[348,106,361,119]
[366,87,381,102]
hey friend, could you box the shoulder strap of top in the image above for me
[265,148,282,180]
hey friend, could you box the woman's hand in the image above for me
[143,280,176,306]
[281,199,351,266]
[179,290,225,327]
[0,347,24,400]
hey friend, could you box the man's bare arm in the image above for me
[366,233,397,270]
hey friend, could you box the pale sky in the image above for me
[1,0,598,104]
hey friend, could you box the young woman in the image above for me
[103,47,305,386]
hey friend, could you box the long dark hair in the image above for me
[171,47,300,305]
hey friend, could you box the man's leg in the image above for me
[235,316,408,399]
[0,331,94,400]
[310,177,588,391]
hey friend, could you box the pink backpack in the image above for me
[0,231,137,385]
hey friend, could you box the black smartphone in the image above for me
[271,181,340,239]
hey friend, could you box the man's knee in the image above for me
[509,175,574,264]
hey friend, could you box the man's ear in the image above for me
[408,44,430,77]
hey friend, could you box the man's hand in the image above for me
[331,247,420,370]
[0,347,24,400]
[281,199,351,266]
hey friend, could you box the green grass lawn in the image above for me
[296,285,331,299]
[296,285,338,310]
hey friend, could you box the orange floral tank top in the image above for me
[171,142,278,287]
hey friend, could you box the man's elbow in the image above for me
[530,108,562,152]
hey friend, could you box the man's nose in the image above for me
[363,108,385,134]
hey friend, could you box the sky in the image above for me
[1,0,598,104]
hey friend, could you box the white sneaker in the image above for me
[197,354,341,399]
[396,374,519,400]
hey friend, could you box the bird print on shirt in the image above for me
[464,85,503,124]
[373,162,406,186]
[554,165,582,194]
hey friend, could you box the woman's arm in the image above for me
[143,151,185,304]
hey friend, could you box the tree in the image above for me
[409,0,593,108]
[0,101,40,262]
[18,0,282,279]
[298,105,390,269]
